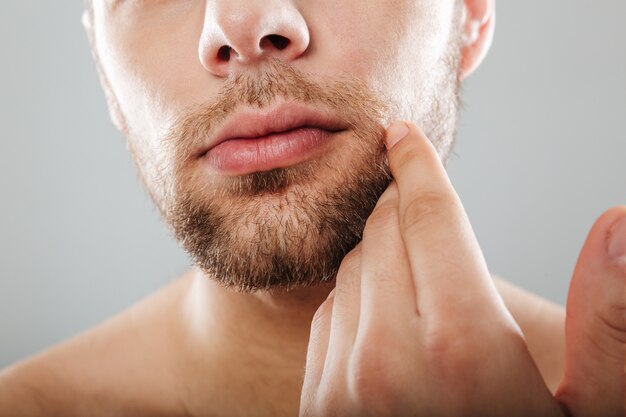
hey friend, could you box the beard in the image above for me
[138,53,460,293]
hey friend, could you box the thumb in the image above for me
[556,206,626,417]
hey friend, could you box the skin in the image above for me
[0,0,624,416]
[300,123,625,416]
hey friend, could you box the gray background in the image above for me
[1,1,624,367]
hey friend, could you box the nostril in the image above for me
[214,35,292,65]
[217,45,232,62]
[261,34,290,51]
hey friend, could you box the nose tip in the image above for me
[199,3,310,78]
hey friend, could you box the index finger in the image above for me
[384,121,502,318]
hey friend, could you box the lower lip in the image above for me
[203,127,341,175]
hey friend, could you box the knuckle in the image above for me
[596,303,626,344]
[422,324,489,379]
[389,144,422,174]
[338,247,361,276]
[611,258,626,276]
[311,382,347,417]
[300,380,343,417]
[348,342,397,403]
[424,329,472,369]
[400,192,455,233]
[389,136,440,175]
[364,205,398,235]
[347,325,414,397]
[421,317,525,381]
[311,299,333,330]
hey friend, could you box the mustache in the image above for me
[165,58,392,165]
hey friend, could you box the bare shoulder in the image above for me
[0,275,191,417]
[493,276,566,393]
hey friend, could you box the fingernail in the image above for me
[608,215,626,260]
[385,121,410,150]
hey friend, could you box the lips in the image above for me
[197,102,350,175]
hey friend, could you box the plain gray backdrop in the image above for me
[1,1,624,368]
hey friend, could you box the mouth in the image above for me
[198,102,350,176]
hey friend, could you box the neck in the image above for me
[178,267,334,414]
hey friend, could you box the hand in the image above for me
[555,205,626,417]
[299,121,566,416]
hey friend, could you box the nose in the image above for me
[199,0,310,77]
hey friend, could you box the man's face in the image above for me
[88,0,463,291]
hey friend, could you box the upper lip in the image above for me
[197,101,349,157]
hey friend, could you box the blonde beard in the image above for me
[132,55,460,292]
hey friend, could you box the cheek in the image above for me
[314,0,457,119]
[94,3,211,143]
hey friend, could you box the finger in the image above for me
[358,182,418,333]
[384,121,501,318]
[303,289,335,390]
[326,244,362,356]
[556,206,626,417]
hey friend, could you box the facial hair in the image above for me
[150,56,460,293]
